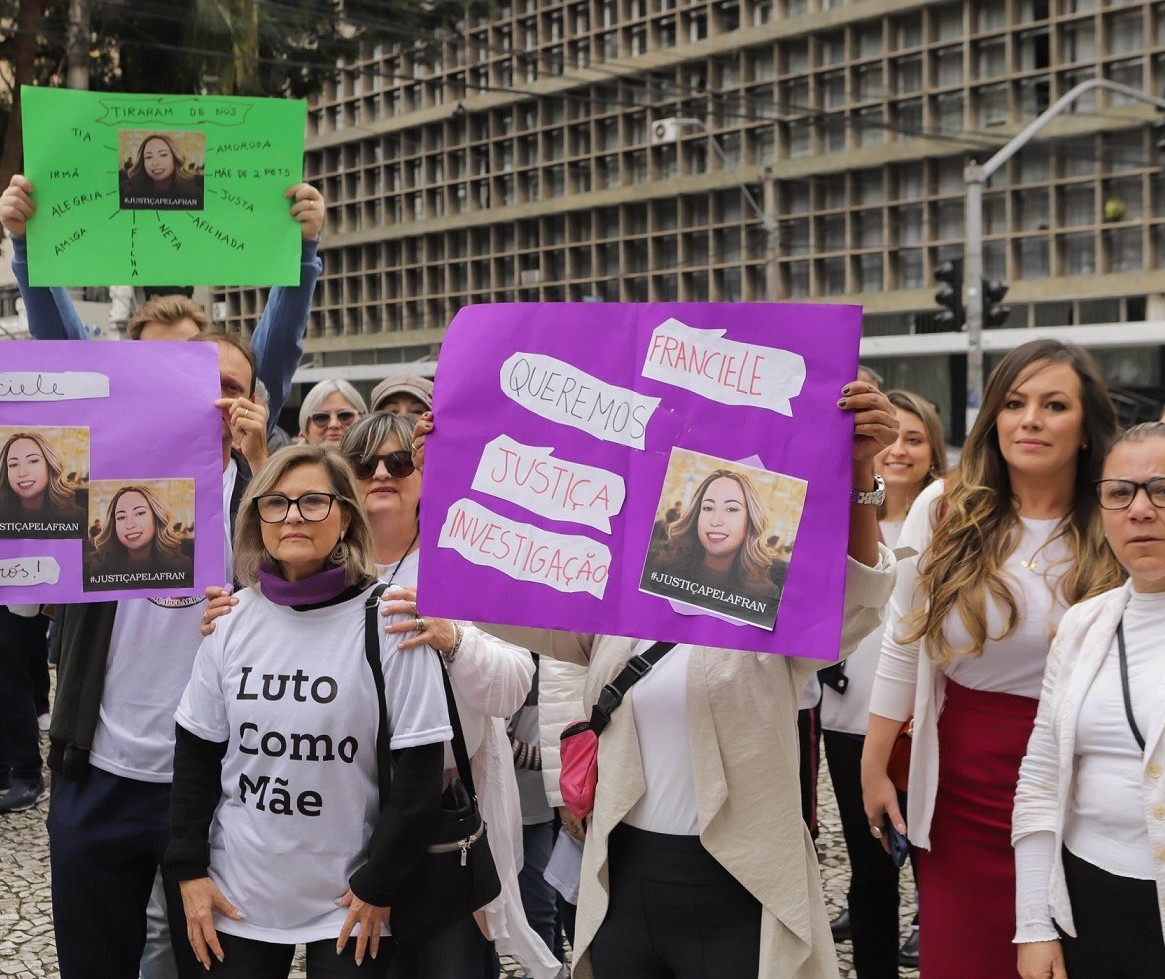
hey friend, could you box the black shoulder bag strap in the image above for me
[437,654,478,797]
[362,584,477,804]
[1116,618,1146,752]
[363,583,393,806]
[588,640,676,736]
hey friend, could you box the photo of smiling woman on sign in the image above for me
[84,480,194,591]
[0,427,88,538]
[640,449,807,630]
[118,131,205,211]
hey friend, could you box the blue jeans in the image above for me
[518,820,561,973]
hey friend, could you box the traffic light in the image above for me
[982,279,1011,328]
[934,259,963,330]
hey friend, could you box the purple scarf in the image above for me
[258,564,349,607]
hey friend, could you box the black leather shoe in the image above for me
[899,923,919,969]
[830,906,851,942]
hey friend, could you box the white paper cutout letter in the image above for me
[642,318,806,415]
[0,372,110,401]
[0,557,61,586]
[439,498,611,598]
[500,353,659,450]
[471,435,626,533]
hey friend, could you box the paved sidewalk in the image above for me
[0,729,917,978]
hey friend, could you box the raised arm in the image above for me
[250,183,325,429]
[1,176,89,340]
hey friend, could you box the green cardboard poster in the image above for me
[21,88,306,286]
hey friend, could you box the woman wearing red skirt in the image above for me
[860,339,1124,978]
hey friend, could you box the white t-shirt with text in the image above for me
[176,583,452,943]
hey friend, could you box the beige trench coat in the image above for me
[488,550,895,979]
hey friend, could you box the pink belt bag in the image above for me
[559,641,675,822]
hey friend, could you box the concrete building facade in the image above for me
[215,0,1165,440]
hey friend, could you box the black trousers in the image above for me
[799,705,821,839]
[1055,846,1165,978]
[590,823,761,978]
[0,607,45,781]
[824,730,906,979]
[47,764,203,979]
[206,933,391,978]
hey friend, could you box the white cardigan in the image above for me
[536,656,588,809]
[867,481,948,849]
[444,626,563,979]
[1012,582,1165,939]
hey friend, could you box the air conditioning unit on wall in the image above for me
[651,118,679,144]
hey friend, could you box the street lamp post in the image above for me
[964,80,1165,432]
[654,116,779,298]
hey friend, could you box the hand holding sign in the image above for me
[0,174,34,238]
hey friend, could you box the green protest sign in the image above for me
[21,88,306,286]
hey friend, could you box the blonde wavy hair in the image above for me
[233,444,376,588]
[902,340,1124,666]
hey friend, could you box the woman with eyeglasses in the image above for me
[199,414,561,979]
[1013,421,1165,979]
[298,380,367,448]
[167,444,453,977]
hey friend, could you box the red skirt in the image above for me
[915,680,1038,979]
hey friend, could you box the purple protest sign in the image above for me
[418,303,862,660]
[0,341,224,604]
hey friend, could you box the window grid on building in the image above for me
[216,0,1165,349]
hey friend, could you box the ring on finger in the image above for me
[415,616,426,632]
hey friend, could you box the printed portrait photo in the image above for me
[84,479,195,592]
[117,130,206,211]
[0,426,90,539]
[639,448,808,630]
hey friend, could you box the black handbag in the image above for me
[361,587,501,942]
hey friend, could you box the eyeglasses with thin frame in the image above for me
[346,450,415,480]
[254,492,340,523]
[1094,478,1165,511]
[309,410,360,429]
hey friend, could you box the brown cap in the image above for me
[370,373,434,413]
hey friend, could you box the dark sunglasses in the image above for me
[347,450,415,480]
[309,410,359,428]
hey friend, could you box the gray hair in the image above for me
[297,380,368,438]
[233,444,376,588]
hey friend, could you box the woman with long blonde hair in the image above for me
[0,430,85,526]
[90,485,186,569]
[861,340,1123,978]
[644,468,783,618]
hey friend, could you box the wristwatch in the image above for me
[851,474,886,506]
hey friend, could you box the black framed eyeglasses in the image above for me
[254,492,340,523]
[1094,478,1165,511]
[309,410,359,428]
[346,451,415,480]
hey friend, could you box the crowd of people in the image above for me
[3,158,1165,979]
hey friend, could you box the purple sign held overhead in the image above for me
[418,303,862,660]
[0,341,224,604]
